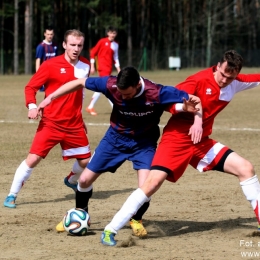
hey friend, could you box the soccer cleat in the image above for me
[64,176,77,192]
[56,220,65,232]
[100,230,116,246]
[86,107,97,116]
[129,219,147,237]
[3,195,16,208]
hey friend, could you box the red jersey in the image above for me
[90,37,119,74]
[25,54,90,131]
[164,66,260,137]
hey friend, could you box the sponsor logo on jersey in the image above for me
[206,88,212,95]
[118,110,153,116]
[46,53,56,57]
[145,102,154,106]
[60,68,66,74]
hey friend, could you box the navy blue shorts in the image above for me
[87,127,157,173]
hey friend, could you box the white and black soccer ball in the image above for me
[63,208,91,236]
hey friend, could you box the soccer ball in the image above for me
[63,208,91,236]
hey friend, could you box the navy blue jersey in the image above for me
[85,76,188,139]
[36,41,58,64]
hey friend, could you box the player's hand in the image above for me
[182,97,200,113]
[188,121,203,144]
[37,96,52,117]
[28,108,39,120]
[90,67,95,75]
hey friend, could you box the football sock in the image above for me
[131,200,150,221]
[68,160,85,184]
[9,160,33,196]
[88,92,101,109]
[76,185,93,212]
[104,188,149,234]
[240,175,260,223]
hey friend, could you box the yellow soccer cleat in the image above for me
[56,220,65,232]
[129,219,147,238]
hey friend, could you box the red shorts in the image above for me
[29,123,91,160]
[151,133,229,182]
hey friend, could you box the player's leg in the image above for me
[191,139,260,229]
[101,170,167,246]
[86,92,100,115]
[3,124,58,208]
[61,129,91,192]
[129,169,150,237]
[221,152,260,227]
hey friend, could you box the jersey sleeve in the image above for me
[85,76,109,94]
[175,76,197,94]
[113,42,120,68]
[24,62,49,107]
[35,44,44,59]
[159,86,189,104]
[90,39,102,60]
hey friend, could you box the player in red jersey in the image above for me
[101,50,260,246]
[86,26,121,115]
[3,29,91,209]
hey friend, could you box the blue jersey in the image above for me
[85,76,189,140]
[36,41,58,64]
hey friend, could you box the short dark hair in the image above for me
[117,67,140,90]
[44,25,54,32]
[63,29,85,43]
[220,50,243,73]
[107,26,118,33]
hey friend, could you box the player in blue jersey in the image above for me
[37,66,202,237]
[35,26,58,91]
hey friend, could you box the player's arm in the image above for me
[187,94,203,144]
[35,58,41,72]
[37,78,87,116]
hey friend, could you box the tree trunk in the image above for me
[127,0,132,65]
[14,0,19,75]
[24,0,33,74]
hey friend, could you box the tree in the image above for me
[24,0,33,74]
[14,0,19,75]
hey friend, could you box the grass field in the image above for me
[1,68,260,260]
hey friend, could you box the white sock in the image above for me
[68,160,85,184]
[240,175,260,209]
[108,99,113,107]
[104,188,149,234]
[88,92,101,109]
[9,160,33,197]
[77,184,93,192]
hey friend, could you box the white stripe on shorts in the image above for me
[62,145,90,157]
[196,142,225,172]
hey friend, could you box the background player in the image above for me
[3,29,91,208]
[100,50,260,246]
[37,66,202,236]
[35,25,58,92]
[86,26,121,115]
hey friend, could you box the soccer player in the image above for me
[35,26,58,92]
[86,26,121,115]
[100,50,260,246]
[3,29,91,209]
[37,66,202,237]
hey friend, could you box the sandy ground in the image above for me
[1,74,260,260]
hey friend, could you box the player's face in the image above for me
[63,35,84,63]
[214,61,238,88]
[107,31,117,41]
[44,30,54,43]
[117,82,141,100]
